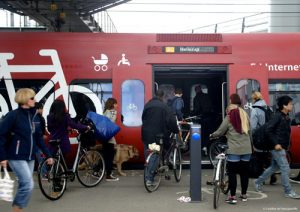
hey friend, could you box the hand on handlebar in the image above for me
[85,125,92,133]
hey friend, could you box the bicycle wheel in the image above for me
[76,150,105,187]
[37,158,67,201]
[173,147,182,182]
[143,152,161,192]
[209,142,224,167]
[213,161,221,209]
[220,160,229,194]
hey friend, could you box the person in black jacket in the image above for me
[142,89,179,185]
[254,95,300,199]
[0,88,53,212]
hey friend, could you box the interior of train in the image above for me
[153,64,228,164]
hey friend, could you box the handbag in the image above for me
[86,111,121,142]
[0,166,14,202]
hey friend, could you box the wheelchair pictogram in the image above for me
[118,53,130,66]
[92,53,108,71]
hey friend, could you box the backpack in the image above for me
[251,106,274,151]
[252,105,273,123]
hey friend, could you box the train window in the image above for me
[121,80,144,127]
[0,79,54,116]
[71,81,112,112]
[269,81,300,125]
[236,79,260,110]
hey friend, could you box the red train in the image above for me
[0,32,299,167]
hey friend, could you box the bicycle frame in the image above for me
[0,49,102,118]
[214,153,226,181]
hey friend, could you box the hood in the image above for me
[253,99,267,108]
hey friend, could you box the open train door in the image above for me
[153,64,228,165]
[112,60,153,161]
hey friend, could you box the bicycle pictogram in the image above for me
[0,49,102,118]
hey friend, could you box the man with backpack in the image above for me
[250,91,277,184]
[168,88,184,121]
[254,95,300,199]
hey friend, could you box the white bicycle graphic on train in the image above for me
[0,49,102,118]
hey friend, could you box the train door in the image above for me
[153,65,228,164]
[112,65,152,158]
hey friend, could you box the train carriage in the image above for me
[0,32,299,166]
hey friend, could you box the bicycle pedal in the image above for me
[165,175,171,180]
[69,173,75,182]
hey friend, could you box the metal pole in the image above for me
[190,124,202,202]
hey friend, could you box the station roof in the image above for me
[0,0,130,32]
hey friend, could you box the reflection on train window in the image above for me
[190,84,208,111]
[269,80,300,125]
[236,79,260,110]
[71,81,112,112]
[0,79,54,113]
[121,80,144,127]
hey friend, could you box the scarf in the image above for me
[227,104,249,134]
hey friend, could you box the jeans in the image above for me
[8,160,35,209]
[144,144,159,182]
[256,149,292,194]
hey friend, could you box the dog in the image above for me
[90,144,139,176]
[113,144,139,176]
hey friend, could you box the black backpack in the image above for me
[252,105,273,122]
[251,106,274,151]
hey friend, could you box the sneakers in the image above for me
[285,191,300,199]
[225,196,237,204]
[106,174,119,181]
[254,180,263,193]
[289,177,300,184]
[239,194,248,202]
[146,180,155,186]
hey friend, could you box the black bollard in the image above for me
[190,124,202,202]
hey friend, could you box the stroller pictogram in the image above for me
[92,54,108,71]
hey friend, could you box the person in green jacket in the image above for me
[210,93,252,204]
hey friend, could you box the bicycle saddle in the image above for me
[48,139,61,146]
[218,144,228,152]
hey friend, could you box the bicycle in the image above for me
[0,49,102,118]
[178,115,201,153]
[37,130,105,200]
[208,136,227,167]
[143,133,182,192]
[212,142,229,209]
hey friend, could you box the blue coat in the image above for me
[0,107,51,161]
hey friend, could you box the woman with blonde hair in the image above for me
[210,93,252,204]
[103,98,119,181]
[250,91,277,185]
[250,91,267,130]
[0,88,53,212]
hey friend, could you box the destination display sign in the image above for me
[148,45,232,54]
